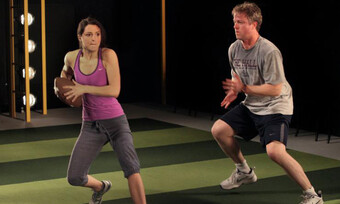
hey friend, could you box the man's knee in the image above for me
[211,120,234,140]
[266,141,286,162]
[67,174,87,186]
[266,149,279,162]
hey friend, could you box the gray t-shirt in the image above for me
[228,36,293,115]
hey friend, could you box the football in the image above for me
[54,77,82,107]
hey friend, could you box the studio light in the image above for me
[22,67,36,80]
[20,13,34,26]
[28,39,36,53]
[23,93,37,107]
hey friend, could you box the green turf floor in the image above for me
[0,118,339,204]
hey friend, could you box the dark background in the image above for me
[1,0,339,134]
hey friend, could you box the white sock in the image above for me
[304,186,317,196]
[235,160,251,173]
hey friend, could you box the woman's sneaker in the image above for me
[220,168,257,190]
[299,190,323,204]
[89,180,112,204]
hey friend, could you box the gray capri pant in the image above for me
[67,114,140,186]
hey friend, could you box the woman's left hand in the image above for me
[64,80,84,102]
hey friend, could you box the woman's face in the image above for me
[79,24,101,52]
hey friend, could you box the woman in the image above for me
[60,17,147,204]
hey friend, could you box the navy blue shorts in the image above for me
[220,104,292,148]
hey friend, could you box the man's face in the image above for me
[233,12,256,41]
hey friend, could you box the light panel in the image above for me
[22,67,36,80]
[20,13,34,26]
[28,39,36,53]
[23,93,37,107]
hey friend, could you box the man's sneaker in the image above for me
[89,180,112,204]
[220,168,257,190]
[300,190,324,204]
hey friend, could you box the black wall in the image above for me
[0,0,10,112]
[0,0,162,111]
[1,0,340,134]
[165,0,340,134]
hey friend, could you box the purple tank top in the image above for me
[74,49,124,121]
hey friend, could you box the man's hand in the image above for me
[221,90,237,109]
[222,72,245,94]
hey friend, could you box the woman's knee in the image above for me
[67,174,87,186]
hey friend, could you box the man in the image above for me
[211,2,323,204]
